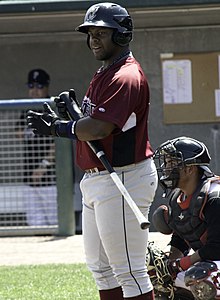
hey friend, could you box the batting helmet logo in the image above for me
[87,6,99,21]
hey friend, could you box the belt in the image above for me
[85,167,100,174]
[84,160,150,174]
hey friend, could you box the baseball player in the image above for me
[152,137,220,300]
[27,3,158,299]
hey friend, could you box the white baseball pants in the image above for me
[80,159,158,298]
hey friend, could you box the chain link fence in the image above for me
[0,99,76,236]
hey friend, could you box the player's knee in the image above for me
[152,205,173,234]
[116,269,152,298]
[88,264,119,290]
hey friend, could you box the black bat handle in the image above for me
[87,141,114,174]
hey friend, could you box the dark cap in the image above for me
[28,69,50,86]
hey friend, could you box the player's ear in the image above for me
[186,165,196,175]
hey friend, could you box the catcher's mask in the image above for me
[153,137,212,192]
[76,2,133,47]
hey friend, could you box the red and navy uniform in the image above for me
[76,56,153,170]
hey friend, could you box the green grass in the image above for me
[0,263,99,300]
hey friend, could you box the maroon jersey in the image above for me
[76,56,153,170]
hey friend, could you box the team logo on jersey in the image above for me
[82,96,96,117]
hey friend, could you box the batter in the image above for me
[27,3,158,299]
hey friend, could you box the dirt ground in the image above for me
[0,232,170,266]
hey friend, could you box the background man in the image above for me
[16,68,58,226]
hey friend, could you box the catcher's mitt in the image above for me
[146,242,175,299]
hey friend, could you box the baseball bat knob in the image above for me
[141,221,150,230]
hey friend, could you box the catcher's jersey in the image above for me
[76,56,153,170]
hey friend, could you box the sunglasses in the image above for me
[27,83,46,89]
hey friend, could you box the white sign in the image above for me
[215,89,220,117]
[162,59,193,104]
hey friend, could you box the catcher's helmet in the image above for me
[153,137,213,191]
[76,2,133,46]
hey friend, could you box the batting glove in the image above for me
[27,103,59,136]
[26,102,78,139]
[54,91,70,120]
[54,89,83,121]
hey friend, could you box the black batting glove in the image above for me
[54,89,83,121]
[27,103,60,136]
[27,102,77,139]
[54,91,71,120]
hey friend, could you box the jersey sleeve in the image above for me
[91,65,147,131]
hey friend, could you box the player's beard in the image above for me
[92,47,113,61]
[92,43,122,68]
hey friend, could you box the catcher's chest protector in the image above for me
[167,180,211,251]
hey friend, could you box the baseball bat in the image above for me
[59,91,150,230]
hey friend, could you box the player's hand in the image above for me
[54,91,70,120]
[54,89,83,121]
[167,258,184,280]
[26,103,60,136]
[31,167,47,185]
[54,89,77,120]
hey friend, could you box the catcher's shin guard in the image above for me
[184,261,219,300]
[99,287,123,300]
[174,288,195,300]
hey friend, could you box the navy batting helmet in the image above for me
[153,137,213,191]
[76,2,133,46]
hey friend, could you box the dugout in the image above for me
[0,0,220,232]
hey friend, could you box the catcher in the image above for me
[150,136,220,300]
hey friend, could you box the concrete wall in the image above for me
[1,3,220,230]
[132,27,220,228]
[0,34,99,101]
